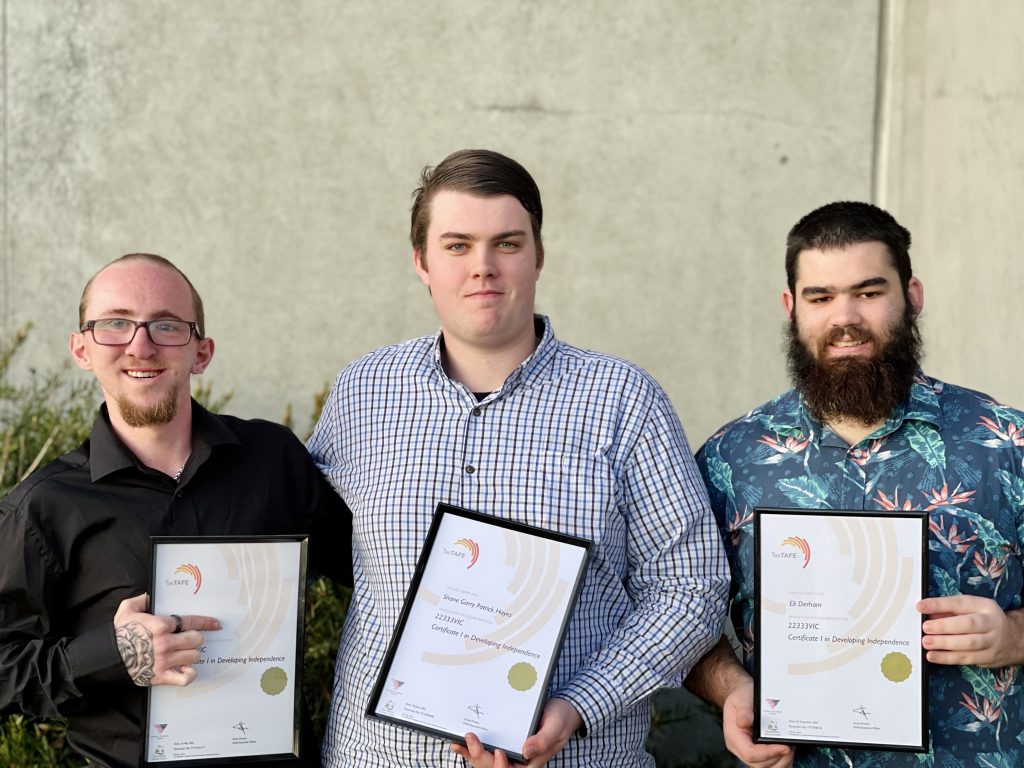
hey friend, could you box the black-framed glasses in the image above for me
[80,318,203,347]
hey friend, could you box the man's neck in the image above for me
[107,403,193,477]
[440,333,539,393]
[824,417,886,447]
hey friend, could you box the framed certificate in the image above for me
[367,503,591,762]
[144,536,308,766]
[754,508,927,752]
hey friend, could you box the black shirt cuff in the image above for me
[66,621,134,689]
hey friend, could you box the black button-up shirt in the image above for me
[0,401,352,767]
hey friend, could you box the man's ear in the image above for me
[69,332,93,371]
[782,290,795,320]
[906,277,924,318]
[191,338,215,374]
[413,248,430,287]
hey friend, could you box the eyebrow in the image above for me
[97,308,188,321]
[438,229,527,242]
[800,276,890,297]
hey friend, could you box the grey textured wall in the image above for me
[876,0,1024,411]
[1,1,882,445]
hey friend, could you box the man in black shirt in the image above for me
[0,253,350,767]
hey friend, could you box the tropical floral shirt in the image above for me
[696,372,1024,767]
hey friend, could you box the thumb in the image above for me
[122,593,150,614]
[523,726,556,760]
[734,706,755,729]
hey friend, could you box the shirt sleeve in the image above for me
[553,393,730,733]
[284,427,353,588]
[695,435,757,666]
[0,499,128,717]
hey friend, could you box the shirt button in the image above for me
[465,465,476,474]
[472,408,482,417]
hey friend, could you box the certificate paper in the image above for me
[144,537,307,765]
[754,508,927,752]
[367,503,591,762]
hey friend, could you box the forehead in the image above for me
[794,241,898,288]
[425,191,532,239]
[84,261,194,317]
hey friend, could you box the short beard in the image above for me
[787,305,922,427]
[117,391,178,427]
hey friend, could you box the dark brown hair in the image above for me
[786,202,912,296]
[410,149,544,266]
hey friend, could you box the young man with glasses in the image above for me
[0,253,350,768]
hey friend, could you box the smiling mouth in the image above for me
[125,370,161,379]
[830,340,868,348]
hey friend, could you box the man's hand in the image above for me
[919,595,1024,668]
[722,681,795,768]
[450,697,581,767]
[113,593,220,687]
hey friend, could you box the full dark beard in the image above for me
[117,391,178,427]
[787,306,922,426]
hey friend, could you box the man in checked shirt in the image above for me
[308,149,729,767]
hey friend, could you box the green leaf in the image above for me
[706,455,735,500]
[931,566,959,597]
[978,753,1015,768]
[778,476,831,508]
[954,507,1010,555]
[905,422,945,470]
[996,469,1024,512]
[963,666,999,700]
[982,401,1024,429]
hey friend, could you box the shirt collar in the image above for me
[430,314,556,401]
[89,399,240,482]
[788,369,944,446]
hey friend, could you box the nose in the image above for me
[470,246,499,279]
[829,295,863,329]
[125,323,159,356]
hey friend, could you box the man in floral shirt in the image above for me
[684,201,1024,767]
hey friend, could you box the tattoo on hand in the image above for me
[116,621,155,686]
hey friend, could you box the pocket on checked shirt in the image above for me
[511,451,619,544]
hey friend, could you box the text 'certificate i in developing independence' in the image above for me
[754,508,927,752]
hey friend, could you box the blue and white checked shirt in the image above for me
[308,316,728,767]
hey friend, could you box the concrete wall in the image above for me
[876,0,1024,410]
[1,1,881,445]
[6,2,1022,764]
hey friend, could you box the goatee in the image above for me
[787,306,922,426]
[117,391,178,427]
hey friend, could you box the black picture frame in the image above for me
[366,503,592,762]
[753,507,928,753]
[143,535,308,766]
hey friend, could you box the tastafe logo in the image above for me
[781,536,811,569]
[174,563,202,594]
[454,538,480,569]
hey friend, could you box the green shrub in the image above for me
[0,327,96,762]
[0,325,98,497]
